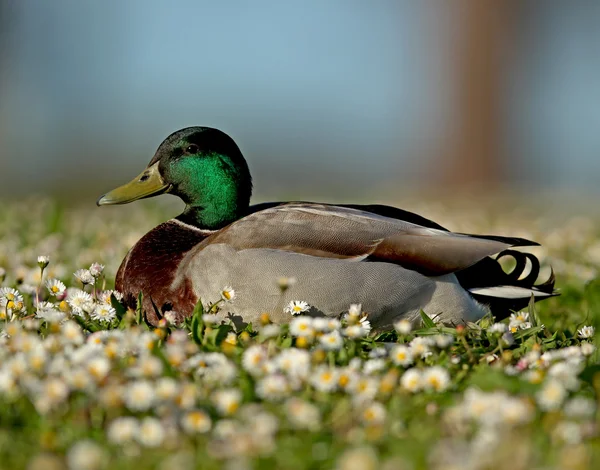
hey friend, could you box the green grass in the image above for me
[0,198,598,470]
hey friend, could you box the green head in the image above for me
[97,127,253,229]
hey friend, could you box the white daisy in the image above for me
[361,401,386,425]
[349,303,362,316]
[285,398,321,431]
[410,337,433,359]
[181,409,212,434]
[136,417,165,448]
[242,345,268,377]
[155,377,179,401]
[578,325,595,339]
[284,300,310,316]
[400,368,422,393]
[37,255,50,268]
[363,358,386,375]
[91,304,117,323]
[256,374,290,400]
[310,366,338,393]
[423,366,450,392]
[67,290,94,316]
[275,348,311,381]
[536,379,567,411]
[343,324,368,339]
[390,344,413,367]
[74,269,94,285]
[259,323,281,339]
[488,322,508,334]
[0,287,23,308]
[45,278,66,297]
[124,380,155,411]
[359,316,372,334]
[220,286,236,302]
[581,342,596,356]
[89,263,105,277]
[394,319,412,335]
[289,316,314,337]
[87,357,111,382]
[434,334,454,349]
[319,330,343,351]
[98,290,123,306]
[107,417,139,444]
[66,440,106,470]
[213,388,242,416]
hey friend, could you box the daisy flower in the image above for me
[578,325,595,339]
[343,324,368,339]
[581,342,596,356]
[284,300,310,316]
[87,357,111,382]
[124,380,155,411]
[74,269,94,285]
[488,322,508,334]
[310,366,338,393]
[155,377,179,401]
[213,388,242,416]
[400,368,422,393]
[0,287,23,308]
[390,344,413,367]
[423,366,450,392]
[275,348,311,381]
[91,304,117,323]
[67,290,94,316]
[348,303,362,317]
[359,315,372,333]
[45,279,66,297]
[394,319,412,335]
[361,401,386,426]
[89,263,105,278]
[242,345,268,377]
[136,417,165,447]
[350,376,379,403]
[107,417,139,444]
[285,398,321,431]
[98,290,123,306]
[410,337,433,359]
[220,286,236,302]
[536,379,567,411]
[256,374,290,400]
[67,441,106,470]
[289,316,314,337]
[259,323,281,339]
[37,255,50,269]
[181,409,212,434]
[319,330,343,351]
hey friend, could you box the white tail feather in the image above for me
[468,285,553,299]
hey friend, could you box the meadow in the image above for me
[0,197,599,470]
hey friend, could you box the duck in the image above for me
[97,126,556,329]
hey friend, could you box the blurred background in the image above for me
[1,0,599,210]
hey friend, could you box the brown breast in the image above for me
[116,220,210,325]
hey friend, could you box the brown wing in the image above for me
[200,203,535,276]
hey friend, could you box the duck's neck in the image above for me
[176,181,247,230]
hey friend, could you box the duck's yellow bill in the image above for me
[96,162,171,206]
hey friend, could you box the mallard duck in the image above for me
[97,127,556,329]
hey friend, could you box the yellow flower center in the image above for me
[51,286,59,293]
[222,291,231,300]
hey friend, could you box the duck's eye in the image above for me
[186,144,199,154]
